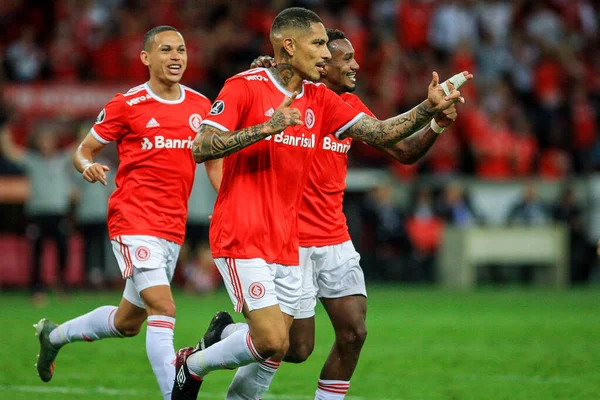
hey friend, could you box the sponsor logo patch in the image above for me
[95,109,106,124]
[209,100,225,115]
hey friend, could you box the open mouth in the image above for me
[347,72,356,82]
[316,63,326,75]
[167,64,182,74]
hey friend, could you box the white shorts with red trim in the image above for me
[111,235,181,309]
[296,240,367,319]
[214,257,302,317]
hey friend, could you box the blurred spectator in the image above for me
[361,182,410,281]
[0,124,74,305]
[507,183,551,226]
[437,182,480,226]
[72,125,114,289]
[405,186,444,282]
[552,187,595,284]
[4,27,46,82]
[181,242,221,294]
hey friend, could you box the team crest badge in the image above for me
[249,282,265,299]
[189,113,203,131]
[305,108,315,129]
[135,246,151,261]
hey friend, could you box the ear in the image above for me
[140,50,150,66]
[282,37,295,58]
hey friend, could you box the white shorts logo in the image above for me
[249,282,265,299]
[189,113,203,131]
[135,246,151,261]
[305,108,315,129]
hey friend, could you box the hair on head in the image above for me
[143,25,179,51]
[271,7,323,36]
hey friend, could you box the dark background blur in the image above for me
[1,0,599,293]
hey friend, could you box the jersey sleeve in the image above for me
[340,93,377,119]
[319,87,365,140]
[90,94,129,144]
[201,78,251,132]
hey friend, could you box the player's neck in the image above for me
[147,79,182,101]
[270,64,303,92]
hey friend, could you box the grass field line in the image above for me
[0,385,404,400]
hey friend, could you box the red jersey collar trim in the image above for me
[263,69,305,99]
[144,82,186,104]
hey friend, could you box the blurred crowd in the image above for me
[1,0,599,178]
[0,0,599,295]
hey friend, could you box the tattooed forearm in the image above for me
[383,124,440,164]
[345,101,435,147]
[192,124,270,163]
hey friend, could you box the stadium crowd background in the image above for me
[0,0,599,292]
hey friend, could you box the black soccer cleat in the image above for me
[171,347,203,399]
[34,318,63,382]
[199,311,234,350]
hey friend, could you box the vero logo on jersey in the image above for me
[141,136,194,150]
[126,94,152,106]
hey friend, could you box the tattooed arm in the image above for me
[370,102,459,164]
[192,92,303,163]
[342,72,463,147]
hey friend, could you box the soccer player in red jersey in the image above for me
[171,8,464,399]
[33,26,212,400]
[246,29,469,399]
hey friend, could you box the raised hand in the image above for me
[250,56,277,69]
[434,102,459,129]
[264,91,303,134]
[426,71,473,113]
[82,162,110,185]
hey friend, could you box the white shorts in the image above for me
[214,257,302,317]
[296,240,367,319]
[111,235,181,309]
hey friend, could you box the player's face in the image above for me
[293,23,331,81]
[143,31,187,84]
[321,39,359,94]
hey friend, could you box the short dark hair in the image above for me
[326,28,346,50]
[271,7,323,36]
[143,25,179,51]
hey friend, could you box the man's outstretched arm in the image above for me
[343,71,471,148]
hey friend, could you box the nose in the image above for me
[322,47,331,61]
[351,59,359,71]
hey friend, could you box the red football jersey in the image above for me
[299,93,376,247]
[203,68,364,265]
[91,83,212,245]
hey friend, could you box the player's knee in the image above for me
[336,323,367,351]
[114,319,143,337]
[284,341,314,364]
[146,300,176,318]
[253,332,288,359]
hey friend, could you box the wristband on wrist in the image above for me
[82,162,94,174]
[430,119,445,134]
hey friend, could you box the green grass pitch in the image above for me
[1,285,599,399]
